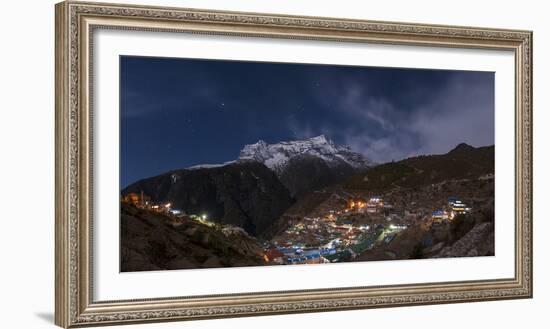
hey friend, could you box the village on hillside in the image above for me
[122,180,480,266]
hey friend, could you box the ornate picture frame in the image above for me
[55,1,532,327]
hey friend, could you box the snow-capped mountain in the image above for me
[238,135,373,174]
[177,135,373,197]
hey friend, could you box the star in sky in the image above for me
[120,56,494,188]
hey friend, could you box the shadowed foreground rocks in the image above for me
[121,203,266,272]
[435,222,495,258]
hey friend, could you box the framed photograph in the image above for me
[55,1,532,327]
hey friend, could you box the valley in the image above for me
[121,136,494,271]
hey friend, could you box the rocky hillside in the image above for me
[122,161,294,237]
[344,143,494,191]
[278,154,355,197]
[121,203,266,272]
[435,222,495,258]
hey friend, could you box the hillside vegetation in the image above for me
[121,203,265,271]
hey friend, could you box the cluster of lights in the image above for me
[348,200,366,210]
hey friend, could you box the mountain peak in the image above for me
[238,136,372,174]
[449,143,475,153]
[308,134,330,144]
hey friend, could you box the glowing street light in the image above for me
[201,214,207,220]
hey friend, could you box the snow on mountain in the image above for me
[238,135,373,174]
[187,161,236,170]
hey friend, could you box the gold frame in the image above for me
[55,1,533,327]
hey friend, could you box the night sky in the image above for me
[121,56,494,188]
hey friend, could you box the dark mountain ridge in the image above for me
[122,161,294,236]
[122,142,493,238]
[278,153,356,197]
[344,144,494,191]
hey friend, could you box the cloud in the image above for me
[342,90,397,132]
[344,135,419,163]
[122,56,494,166]
[408,73,495,155]
[306,71,494,163]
